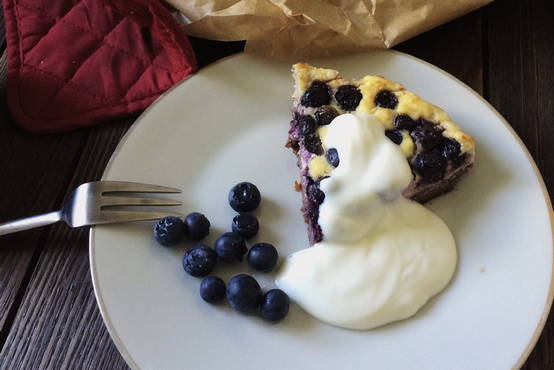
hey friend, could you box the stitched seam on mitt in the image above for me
[17,63,192,120]
[36,16,127,110]
[17,0,178,74]
[22,62,185,105]
[10,0,191,121]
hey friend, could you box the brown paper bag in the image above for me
[166,0,492,60]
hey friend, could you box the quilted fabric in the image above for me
[2,0,197,133]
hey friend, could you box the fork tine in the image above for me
[101,196,182,207]
[97,181,182,194]
[95,210,182,224]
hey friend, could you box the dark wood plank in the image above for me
[486,0,554,190]
[1,4,6,91]
[0,120,132,370]
[485,0,554,369]
[188,37,245,68]
[0,104,89,340]
[1,5,5,50]
[0,50,6,90]
[395,10,483,94]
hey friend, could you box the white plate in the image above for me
[90,51,554,370]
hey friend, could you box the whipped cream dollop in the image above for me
[276,113,457,330]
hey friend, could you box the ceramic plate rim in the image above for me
[89,50,554,370]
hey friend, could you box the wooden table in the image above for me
[0,1,552,368]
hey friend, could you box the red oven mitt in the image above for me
[2,0,197,133]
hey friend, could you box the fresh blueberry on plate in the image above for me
[153,216,186,246]
[199,276,226,304]
[228,182,261,212]
[214,232,247,263]
[184,212,210,241]
[226,274,262,313]
[182,244,217,277]
[231,213,259,239]
[247,243,278,272]
[260,289,290,322]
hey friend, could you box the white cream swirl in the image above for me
[276,113,457,330]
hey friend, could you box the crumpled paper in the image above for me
[165,0,492,60]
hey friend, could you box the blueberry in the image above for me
[325,148,340,167]
[228,182,261,212]
[412,151,447,183]
[374,90,398,109]
[411,121,443,150]
[452,152,468,167]
[153,216,186,246]
[298,115,317,135]
[231,213,259,239]
[385,129,403,145]
[184,212,210,241]
[440,138,461,160]
[261,289,290,322]
[393,114,417,131]
[334,85,362,111]
[200,276,226,304]
[247,243,279,272]
[183,244,217,277]
[300,82,331,108]
[226,274,262,313]
[215,232,247,263]
[302,133,323,154]
[307,182,325,205]
[314,106,338,126]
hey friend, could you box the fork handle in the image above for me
[0,211,62,236]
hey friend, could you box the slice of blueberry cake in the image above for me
[286,63,475,245]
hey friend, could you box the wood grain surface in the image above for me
[0,1,552,368]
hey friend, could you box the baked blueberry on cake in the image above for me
[286,63,475,244]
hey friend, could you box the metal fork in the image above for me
[0,181,182,236]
